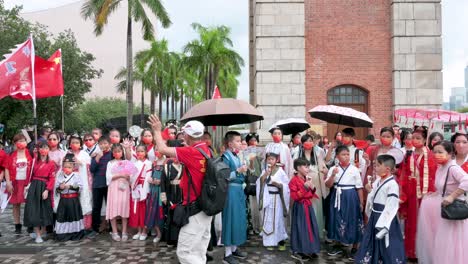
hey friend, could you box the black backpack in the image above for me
[196,147,230,216]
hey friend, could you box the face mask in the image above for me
[15,142,27,150]
[272,135,282,143]
[113,152,123,159]
[110,137,120,144]
[434,153,449,164]
[84,140,95,148]
[412,139,424,149]
[293,138,301,145]
[70,143,81,151]
[39,149,49,156]
[232,148,240,154]
[142,137,153,144]
[48,140,58,148]
[404,141,413,148]
[168,135,176,140]
[380,137,392,146]
[136,153,146,160]
[63,168,73,175]
[303,142,314,150]
[342,137,352,145]
[340,161,350,167]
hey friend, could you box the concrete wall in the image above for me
[250,0,306,140]
[392,0,443,109]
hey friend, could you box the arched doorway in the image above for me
[327,85,369,140]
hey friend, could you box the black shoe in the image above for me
[206,254,214,262]
[232,249,247,259]
[291,253,310,262]
[14,224,22,234]
[327,246,343,256]
[86,230,98,239]
[348,247,358,261]
[223,255,239,264]
[308,253,319,259]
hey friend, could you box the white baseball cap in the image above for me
[181,121,205,138]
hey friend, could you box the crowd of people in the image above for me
[0,116,467,264]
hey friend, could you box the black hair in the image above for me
[39,127,51,136]
[294,158,310,171]
[291,132,301,140]
[300,134,316,165]
[270,127,283,135]
[451,132,468,144]
[224,131,241,146]
[428,132,444,150]
[433,140,454,155]
[376,154,396,170]
[110,143,124,159]
[36,141,50,163]
[83,133,93,140]
[203,131,212,137]
[69,135,83,149]
[400,129,413,143]
[335,145,350,155]
[413,126,428,139]
[365,135,375,142]
[63,153,75,164]
[380,127,395,137]
[98,136,110,143]
[392,124,400,128]
[342,128,355,137]
[245,132,259,143]
[135,144,148,159]
[265,152,279,159]
[140,128,154,139]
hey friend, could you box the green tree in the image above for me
[81,0,171,131]
[0,3,102,138]
[66,97,148,133]
[183,23,244,100]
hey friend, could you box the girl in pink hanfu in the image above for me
[416,141,468,264]
[106,144,138,242]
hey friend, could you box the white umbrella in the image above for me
[308,105,373,128]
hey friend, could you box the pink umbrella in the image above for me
[308,105,373,128]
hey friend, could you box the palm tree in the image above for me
[183,23,244,100]
[135,39,170,120]
[81,0,171,130]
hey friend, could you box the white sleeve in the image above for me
[279,169,290,213]
[105,162,113,186]
[354,167,364,188]
[375,181,400,231]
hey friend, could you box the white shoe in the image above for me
[121,233,128,242]
[153,236,161,243]
[139,234,147,241]
[35,236,44,243]
[111,233,121,242]
[132,233,140,240]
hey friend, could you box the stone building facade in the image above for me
[250,0,442,140]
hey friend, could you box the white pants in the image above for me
[177,211,213,264]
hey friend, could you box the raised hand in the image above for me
[147,114,162,132]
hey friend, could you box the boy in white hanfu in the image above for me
[256,152,290,251]
[354,154,405,263]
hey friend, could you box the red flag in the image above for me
[34,49,64,98]
[0,37,34,100]
[212,85,222,130]
[212,85,221,99]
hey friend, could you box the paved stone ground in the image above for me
[0,207,353,264]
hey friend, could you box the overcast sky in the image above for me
[5,0,468,102]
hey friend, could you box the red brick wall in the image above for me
[304,0,393,138]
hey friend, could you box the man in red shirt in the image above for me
[148,115,212,264]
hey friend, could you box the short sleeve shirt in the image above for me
[175,142,211,205]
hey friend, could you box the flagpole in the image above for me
[30,33,38,143]
[61,96,64,131]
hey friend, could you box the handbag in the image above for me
[172,165,195,228]
[441,166,468,220]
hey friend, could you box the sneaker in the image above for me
[327,246,343,256]
[132,233,141,240]
[153,236,161,243]
[232,250,247,259]
[291,253,310,262]
[139,234,147,241]
[111,233,121,242]
[278,244,287,251]
[121,233,128,242]
[30,233,37,239]
[223,255,239,264]
[35,236,44,243]
[266,247,275,251]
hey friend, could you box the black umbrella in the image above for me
[269,118,310,135]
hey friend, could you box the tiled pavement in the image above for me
[0,207,353,264]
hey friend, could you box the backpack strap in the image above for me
[196,147,211,159]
